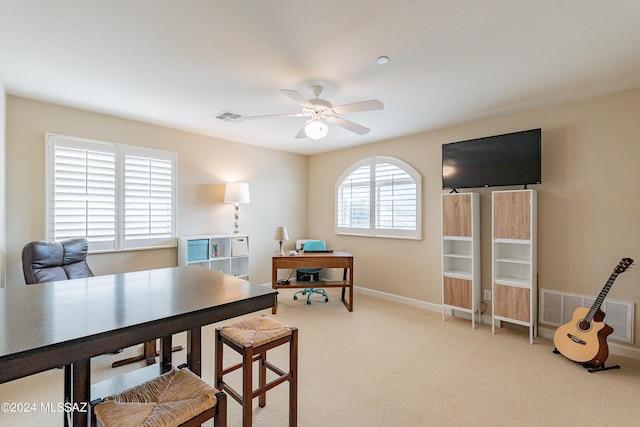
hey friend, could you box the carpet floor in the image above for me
[1,288,639,426]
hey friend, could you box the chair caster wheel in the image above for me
[293,296,298,300]
[324,298,328,302]
[306,301,311,305]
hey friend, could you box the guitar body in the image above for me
[553,307,613,366]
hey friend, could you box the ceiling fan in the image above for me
[243,85,384,140]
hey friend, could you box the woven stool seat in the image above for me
[94,368,223,427]
[220,315,292,348]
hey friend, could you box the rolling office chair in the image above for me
[22,238,119,354]
[293,239,329,305]
[22,237,95,284]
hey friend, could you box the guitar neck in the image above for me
[584,272,618,323]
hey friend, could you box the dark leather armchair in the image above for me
[22,238,94,284]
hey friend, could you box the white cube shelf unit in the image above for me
[491,189,537,344]
[441,192,481,328]
[178,234,249,280]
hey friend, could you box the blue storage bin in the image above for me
[187,239,209,262]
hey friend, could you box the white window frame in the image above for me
[335,156,422,239]
[46,134,177,252]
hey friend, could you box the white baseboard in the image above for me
[353,285,442,312]
[264,282,640,361]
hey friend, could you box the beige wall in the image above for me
[0,76,5,286]
[4,89,640,353]
[308,88,640,351]
[5,96,308,286]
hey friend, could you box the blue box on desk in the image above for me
[187,239,209,262]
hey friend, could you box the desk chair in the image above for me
[21,238,181,369]
[293,240,329,305]
[22,237,95,283]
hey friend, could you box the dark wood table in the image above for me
[0,265,277,427]
[272,251,354,313]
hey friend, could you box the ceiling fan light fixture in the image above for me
[304,118,328,140]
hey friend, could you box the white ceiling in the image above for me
[1,1,639,155]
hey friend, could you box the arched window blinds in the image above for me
[336,156,421,239]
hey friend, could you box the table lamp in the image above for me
[274,226,289,256]
[224,182,250,234]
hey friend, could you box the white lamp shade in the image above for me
[224,182,250,204]
[304,119,328,140]
[274,226,289,241]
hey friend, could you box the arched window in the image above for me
[336,156,421,239]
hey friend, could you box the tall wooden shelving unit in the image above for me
[491,189,537,344]
[441,192,481,328]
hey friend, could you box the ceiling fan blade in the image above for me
[245,112,304,120]
[280,89,314,108]
[328,117,371,135]
[294,122,307,139]
[332,99,383,114]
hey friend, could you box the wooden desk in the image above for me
[272,251,353,313]
[0,266,277,427]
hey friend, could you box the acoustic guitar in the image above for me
[553,257,633,367]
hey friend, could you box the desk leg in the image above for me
[187,328,202,376]
[341,267,354,312]
[349,266,353,311]
[272,262,278,314]
[71,359,90,427]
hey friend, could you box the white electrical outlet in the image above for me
[484,289,492,301]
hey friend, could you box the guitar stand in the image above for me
[582,362,620,373]
[553,348,620,373]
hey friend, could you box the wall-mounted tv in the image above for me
[442,128,541,190]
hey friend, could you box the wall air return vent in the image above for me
[540,288,634,344]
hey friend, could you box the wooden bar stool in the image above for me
[92,366,227,427]
[215,315,298,427]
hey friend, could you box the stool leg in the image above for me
[258,350,267,408]
[242,345,253,427]
[215,328,223,390]
[290,328,298,427]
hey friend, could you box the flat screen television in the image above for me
[442,128,541,190]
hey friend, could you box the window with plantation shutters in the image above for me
[46,134,176,252]
[122,145,175,249]
[336,156,421,239]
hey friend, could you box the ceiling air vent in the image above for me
[214,110,246,123]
